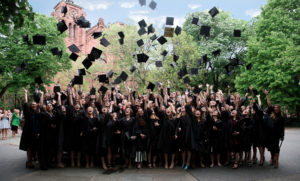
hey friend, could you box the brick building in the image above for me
[51,0,106,55]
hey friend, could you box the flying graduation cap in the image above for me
[33,34,46,45]
[57,20,68,34]
[155,61,163,67]
[120,71,128,81]
[61,6,67,16]
[148,24,155,34]
[157,36,167,45]
[209,7,219,18]
[68,44,80,53]
[192,17,199,25]
[107,70,114,78]
[139,0,146,6]
[138,27,147,36]
[92,32,102,39]
[161,50,168,57]
[149,1,157,10]
[78,69,86,76]
[234,30,241,37]
[174,26,182,36]
[200,25,211,37]
[137,53,149,63]
[137,39,144,47]
[147,82,155,91]
[69,53,79,61]
[212,49,221,57]
[138,19,147,28]
[130,66,137,73]
[100,37,110,47]
[166,17,174,26]
[82,57,92,69]
[90,47,102,60]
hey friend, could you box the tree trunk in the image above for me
[0,84,11,99]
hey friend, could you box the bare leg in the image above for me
[26,149,33,168]
[57,152,65,168]
[252,146,257,164]
[186,151,191,167]
[210,153,214,168]
[101,156,107,170]
[70,151,75,168]
[12,131,16,137]
[1,129,4,139]
[232,152,239,169]
[181,151,186,167]
[274,153,279,168]
[77,152,81,167]
[217,154,221,167]
[90,156,94,168]
[259,146,265,165]
[85,155,90,168]
[153,156,157,168]
[200,156,205,168]
[164,153,168,169]
[107,146,112,167]
[5,129,8,139]
[169,154,175,168]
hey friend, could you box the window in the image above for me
[73,25,76,41]
[68,23,71,37]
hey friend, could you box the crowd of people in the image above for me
[0,108,22,140]
[19,81,285,171]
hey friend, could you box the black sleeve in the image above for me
[167,87,170,96]
[241,96,247,106]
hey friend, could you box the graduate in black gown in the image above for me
[264,90,285,168]
[240,109,254,167]
[20,88,42,169]
[229,110,242,169]
[120,108,135,168]
[209,110,224,168]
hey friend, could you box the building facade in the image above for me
[51,0,106,55]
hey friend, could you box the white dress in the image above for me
[0,115,11,129]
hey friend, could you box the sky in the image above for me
[28,0,267,28]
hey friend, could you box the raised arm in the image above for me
[57,92,62,106]
[68,86,74,106]
[39,90,44,106]
[264,89,271,107]
[24,88,28,104]
[256,94,262,107]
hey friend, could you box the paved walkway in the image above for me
[1,129,300,181]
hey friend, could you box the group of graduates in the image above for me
[20,81,285,171]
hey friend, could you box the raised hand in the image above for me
[263,89,269,95]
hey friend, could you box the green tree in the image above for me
[183,10,252,91]
[0,0,34,35]
[0,13,72,99]
[235,0,300,116]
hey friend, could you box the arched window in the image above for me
[73,24,76,41]
[68,23,72,37]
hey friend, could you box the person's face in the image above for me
[135,100,141,106]
[195,110,201,118]
[210,94,215,100]
[166,108,171,116]
[125,108,131,116]
[241,106,246,111]
[62,106,67,114]
[210,101,216,107]
[87,107,93,115]
[201,107,207,113]
[74,104,81,111]
[31,102,37,111]
[231,110,237,117]
[46,103,53,112]
[101,107,107,114]
[242,109,249,116]
[274,105,281,114]
[138,108,144,116]
[181,106,186,113]
[81,99,86,105]
[90,102,95,108]
[213,111,218,117]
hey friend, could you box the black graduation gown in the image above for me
[132,121,149,152]
[192,114,211,155]
[229,118,242,153]
[253,103,267,147]
[56,106,67,152]
[210,119,224,154]
[265,107,285,153]
[66,106,84,152]
[240,117,254,152]
[157,116,177,154]
[111,118,123,154]
[19,103,41,152]
[221,111,231,150]
[120,117,135,158]
[81,116,99,155]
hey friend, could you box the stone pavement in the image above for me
[1,129,300,181]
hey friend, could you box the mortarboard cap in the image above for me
[191,68,198,75]
[161,50,168,57]
[100,37,110,47]
[61,6,67,14]
[192,17,199,25]
[200,25,211,37]
[68,44,80,53]
[183,77,190,84]
[57,20,68,34]
[212,49,221,57]
[166,17,174,26]
[88,54,95,62]
[209,7,219,18]
[120,71,128,81]
[118,31,125,38]
[61,92,67,101]
[139,0,146,6]
[138,19,147,28]
[155,61,163,67]
[74,75,83,85]
[34,77,43,84]
[157,36,167,45]
[23,35,29,44]
[54,86,61,93]
[92,31,102,39]
[75,16,85,26]
[80,20,91,28]
[234,30,241,37]
[252,89,258,95]
[114,76,122,84]
[149,1,157,10]
[51,47,59,56]
[138,27,147,36]
[98,74,108,83]
[82,57,92,69]
[173,54,179,62]
[90,47,102,60]
[33,34,46,45]
[78,68,86,76]
[137,53,149,63]
[130,66,137,73]
[150,34,157,41]
[148,24,155,34]
[230,58,239,66]
[107,70,114,78]
[69,53,79,61]
[164,27,174,37]
[246,63,252,70]
[90,87,96,95]
[99,86,108,94]
[175,26,182,36]
[137,39,144,47]
[119,38,124,45]
[225,64,234,75]
[147,82,155,91]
